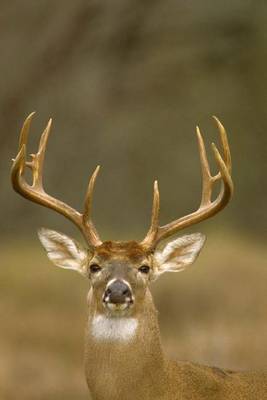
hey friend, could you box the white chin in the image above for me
[106,302,129,312]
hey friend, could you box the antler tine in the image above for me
[83,166,102,246]
[11,113,102,248]
[212,115,232,173]
[196,126,213,207]
[11,113,34,194]
[141,180,160,248]
[11,112,35,177]
[211,141,233,207]
[31,118,52,188]
[151,180,160,231]
[141,117,234,249]
[18,112,35,153]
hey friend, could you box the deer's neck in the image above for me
[84,289,168,400]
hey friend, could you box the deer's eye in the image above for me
[90,264,102,273]
[138,265,150,274]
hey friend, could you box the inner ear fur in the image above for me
[154,233,206,275]
[37,227,89,275]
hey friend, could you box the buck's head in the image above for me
[11,113,233,317]
[37,230,205,316]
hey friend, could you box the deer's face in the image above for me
[38,229,205,317]
[87,241,153,316]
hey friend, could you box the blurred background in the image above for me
[0,1,267,399]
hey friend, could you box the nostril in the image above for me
[106,288,112,295]
[122,288,130,296]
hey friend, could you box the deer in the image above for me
[11,113,267,400]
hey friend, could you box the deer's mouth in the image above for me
[105,301,133,311]
[102,294,134,314]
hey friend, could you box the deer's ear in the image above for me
[154,233,206,277]
[37,228,88,276]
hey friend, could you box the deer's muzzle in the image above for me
[103,279,133,310]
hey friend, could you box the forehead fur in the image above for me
[94,241,149,262]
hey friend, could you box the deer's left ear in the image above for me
[154,233,206,277]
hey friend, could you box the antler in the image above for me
[141,117,234,250]
[11,113,102,248]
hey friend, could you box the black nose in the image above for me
[105,280,132,304]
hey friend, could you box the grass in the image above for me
[0,231,266,399]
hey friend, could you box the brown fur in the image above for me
[95,241,149,262]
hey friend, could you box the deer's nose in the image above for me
[104,279,132,304]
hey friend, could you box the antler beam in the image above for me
[11,113,102,247]
[141,117,234,249]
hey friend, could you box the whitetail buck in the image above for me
[12,113,267,400]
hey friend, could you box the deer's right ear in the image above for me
[37,228,89,276]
